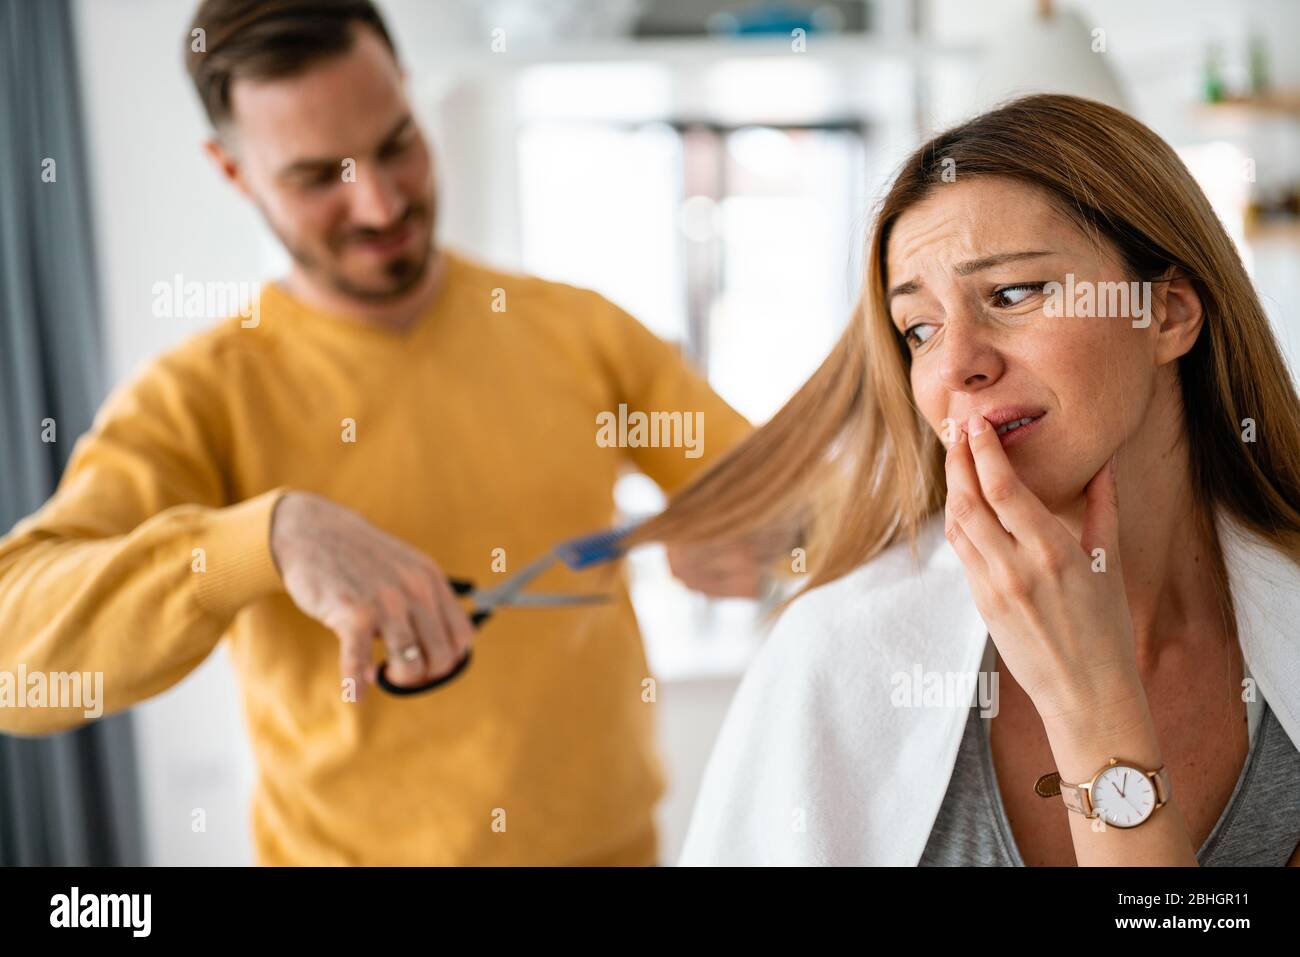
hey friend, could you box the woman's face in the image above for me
[885,176,1165,514]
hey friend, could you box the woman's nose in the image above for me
[935,314,1004,392]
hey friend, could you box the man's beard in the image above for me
[270,200,436,304]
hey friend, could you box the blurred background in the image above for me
[2,0,1298,864]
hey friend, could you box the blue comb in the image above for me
[554,521,642,571]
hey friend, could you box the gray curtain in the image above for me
[0,0,144,865]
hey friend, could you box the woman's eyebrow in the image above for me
[887,250,1056,306]
[887,279,922,305]
[954,249,1055,275]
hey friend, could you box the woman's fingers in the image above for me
[1080,452,1121,561]
[963,413,1061,551]
[944,515,987,576]
[944,426,1013,561]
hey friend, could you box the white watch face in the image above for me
[1089,765,1157,827]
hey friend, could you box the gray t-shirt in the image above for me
[919,641,1300,866]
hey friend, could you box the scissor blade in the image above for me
[499,592,614,609]
[471,551,558,611]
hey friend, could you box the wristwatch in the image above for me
[1034,758,1171,828]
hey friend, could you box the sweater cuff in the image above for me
[194,488,290,619]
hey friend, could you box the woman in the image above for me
[628,94,1300,866]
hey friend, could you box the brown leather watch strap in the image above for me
[1037,771,1089,815]
[1034,771,1062,798]
[1035,762,1171,819]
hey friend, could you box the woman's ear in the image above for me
[1153,272,1204,366]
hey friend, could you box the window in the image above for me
[513,64,868,677]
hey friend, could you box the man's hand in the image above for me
[666,524,795,599]
[269,491,475,698]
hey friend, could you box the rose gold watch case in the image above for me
[1059,757,1171,828]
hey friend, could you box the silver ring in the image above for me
[397,645,422,663]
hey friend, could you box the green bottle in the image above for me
[1249,33,1270,95]
[1203,42,1224,103]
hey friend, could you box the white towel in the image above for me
[678,507,1300,866]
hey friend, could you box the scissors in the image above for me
[375,547,615,696]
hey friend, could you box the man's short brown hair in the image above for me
[185,0,399,130]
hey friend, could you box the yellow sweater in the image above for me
[0,250,751,865]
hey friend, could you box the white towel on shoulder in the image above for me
[678,508,1300,865]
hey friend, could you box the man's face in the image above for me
[218,25,436,302]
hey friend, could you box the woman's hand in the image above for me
[943,413,1147,736]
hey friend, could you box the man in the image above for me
[0,0,758,865]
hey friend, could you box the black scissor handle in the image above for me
[375,607,492,696]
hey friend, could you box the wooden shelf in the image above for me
[1245,219,1300,245]
[1198,91,1300,119]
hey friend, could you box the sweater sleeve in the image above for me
[0,346,287,736]
[586,296,754,493]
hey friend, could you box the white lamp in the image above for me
[974,0,1128,112]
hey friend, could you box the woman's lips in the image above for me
[994,412,1044,449]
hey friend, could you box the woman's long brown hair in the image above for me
[624,94,1300,615]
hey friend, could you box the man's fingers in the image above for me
[334,620,374,702]
[667,541,771,598]
[431,571,475,663]
[409,594,457,678]
[379,616,426,686]
[688,567,764,598]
